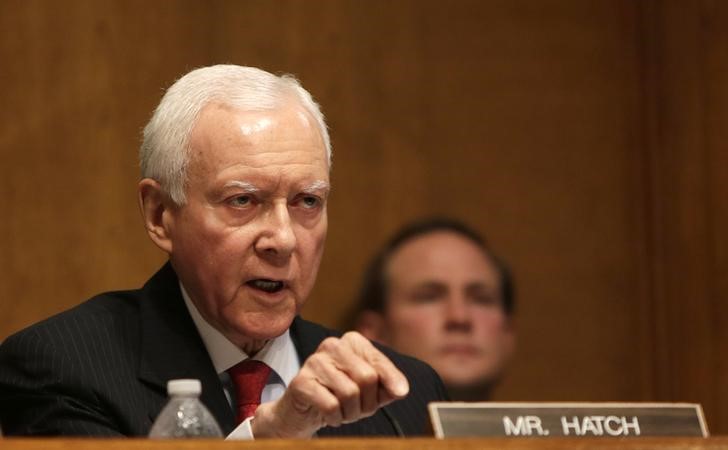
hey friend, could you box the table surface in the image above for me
[2,437,728,450]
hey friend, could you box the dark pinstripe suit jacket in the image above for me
[0,263,447,437]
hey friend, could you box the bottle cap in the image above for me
[167,379,202,396]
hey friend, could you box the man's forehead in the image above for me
[386,232,499,281]
[388,232,487,264]
[186,102,328,174]
[193,100,320,139]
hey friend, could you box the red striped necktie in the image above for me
[228,359,273,425]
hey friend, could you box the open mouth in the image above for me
[246,279,286,294]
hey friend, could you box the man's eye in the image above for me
[472,294,499,307]
[229,195,252,207]
[300,196,320,209]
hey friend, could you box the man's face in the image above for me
[382,231,514,389]
[165,102,329,350]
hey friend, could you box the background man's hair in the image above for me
[346,217,515,329]
[140,64,331,205]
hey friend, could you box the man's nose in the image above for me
[444,296,472,331]
[254,202,296,263]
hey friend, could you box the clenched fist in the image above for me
[252,331,409,438]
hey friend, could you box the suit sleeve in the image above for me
[0,327,123,436]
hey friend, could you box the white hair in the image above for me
[140,64,331,205]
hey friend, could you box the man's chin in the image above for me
[437,361,500,385]
[228,314,295,343]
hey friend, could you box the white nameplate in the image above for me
[428,402,708,438]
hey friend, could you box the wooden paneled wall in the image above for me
[640,0,728,431]
[1,0,726,433]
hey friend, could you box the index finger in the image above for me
[340,332,409,401]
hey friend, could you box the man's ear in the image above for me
[355,310,388,344]
[138,178,175,254]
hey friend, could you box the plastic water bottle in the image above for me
[149,379,223,438]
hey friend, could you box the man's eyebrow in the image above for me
[222,181,260,192]
[465,282,497,292]
[414,281,448,291]
[301,180,330,193]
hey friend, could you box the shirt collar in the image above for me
[180,282,299,387]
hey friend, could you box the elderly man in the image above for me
[351,218,515,401]
[0,65,446,438]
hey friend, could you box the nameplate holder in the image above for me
[428,402,708,438]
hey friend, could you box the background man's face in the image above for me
[166,102,329,349]
[383,231,514,389]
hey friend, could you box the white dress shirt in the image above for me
[180,283,301,439]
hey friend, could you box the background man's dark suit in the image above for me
[0,263,447,436]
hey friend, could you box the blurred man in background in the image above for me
[351,218,515,400]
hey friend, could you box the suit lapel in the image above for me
[137,263,235,434]
[289,316,336,364]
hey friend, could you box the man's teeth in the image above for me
[248,279,284,293]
